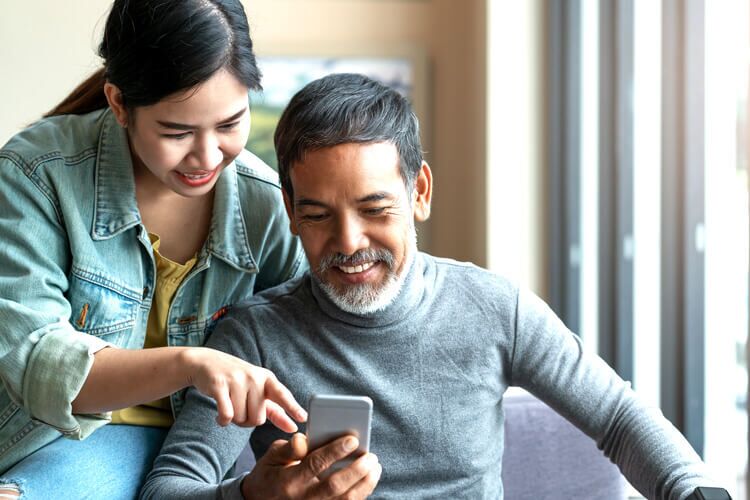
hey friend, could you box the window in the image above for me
[489,2,750,497]
[704,0,749,495]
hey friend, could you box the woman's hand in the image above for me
[181,347,307,432]
[73,346,306,433]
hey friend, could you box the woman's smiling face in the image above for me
[120,68,251,197]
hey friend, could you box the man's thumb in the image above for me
[265,433,308,465]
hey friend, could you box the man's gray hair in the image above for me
[274,73,424,199]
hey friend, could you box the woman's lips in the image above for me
[175,168,218,187]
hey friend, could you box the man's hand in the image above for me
[241,433,382,499]
[181,347,307,431]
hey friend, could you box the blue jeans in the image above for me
[0,424,167,499]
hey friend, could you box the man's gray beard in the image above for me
[316,229,417,315]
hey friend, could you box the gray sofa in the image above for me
[234,388,629,498]
[501,387,628,499]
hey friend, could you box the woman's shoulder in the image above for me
[232,149,285,205]
[1,109,109,167]
[232,149,281,187]
[0,110,110,208]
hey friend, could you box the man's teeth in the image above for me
[338,261,375,274]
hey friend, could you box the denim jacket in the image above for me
[0,108,305,471]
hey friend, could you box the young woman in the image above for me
[0,0,307,497]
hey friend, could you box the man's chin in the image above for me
[315,250,414,315]
[326,274,384,293]
[318,280,400,315]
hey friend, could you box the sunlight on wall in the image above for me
[580,0,600,354]
[486,0,544,295]
[632,0,662,412]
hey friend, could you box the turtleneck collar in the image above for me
[309,252,426,328]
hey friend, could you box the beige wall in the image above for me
[247,0,489,265]
[0,1,538,276]
[0,1,111,142]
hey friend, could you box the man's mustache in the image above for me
[317,248,395,274]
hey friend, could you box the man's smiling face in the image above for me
[284,141,431,314]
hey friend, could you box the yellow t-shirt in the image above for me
[111,233,197,427]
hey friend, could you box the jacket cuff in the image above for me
[6,320,111,439]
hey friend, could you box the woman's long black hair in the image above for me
[45,0,261,117]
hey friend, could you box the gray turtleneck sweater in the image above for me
[140,253,713,500]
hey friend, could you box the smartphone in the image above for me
[306,394,373,474]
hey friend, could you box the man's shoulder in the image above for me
[428,253,484,272]
[207,275,311,354]
[423,253,518,293]
[231,273,311,318]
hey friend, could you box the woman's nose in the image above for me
[191,134,223,168]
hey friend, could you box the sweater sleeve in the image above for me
[508,287,718,500]
[139,386,252,500]
[0,154,110,439]
[140,313,261,499]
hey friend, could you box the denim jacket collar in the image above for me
[92,110,140,240]
[206,165,257,272]
[91,110,256,272]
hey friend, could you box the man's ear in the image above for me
[282,189,299,236]
[103,82,129,127]
[412,162,433,222]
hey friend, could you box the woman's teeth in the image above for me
[180,171,211,180]
[338,261,375,274]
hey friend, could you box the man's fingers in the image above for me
[213,387,234,426]
[289,432,309,459]
[264,376,307,422]
[266,400,299,433]
[302,435,359,479]
[312,452,380,499]
[345,461,383,499]
[334,455,382,499]
[262,435,307,466]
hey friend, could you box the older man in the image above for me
[141,73,725,500]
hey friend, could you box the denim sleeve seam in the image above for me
[0,151,64,226]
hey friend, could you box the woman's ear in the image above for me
[412,162,433,222]
[103,82,129,127]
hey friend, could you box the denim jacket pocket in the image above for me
[67,266,141,343]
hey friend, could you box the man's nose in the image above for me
[333,214,369,256]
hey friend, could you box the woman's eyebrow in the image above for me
[156,108,247,130]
